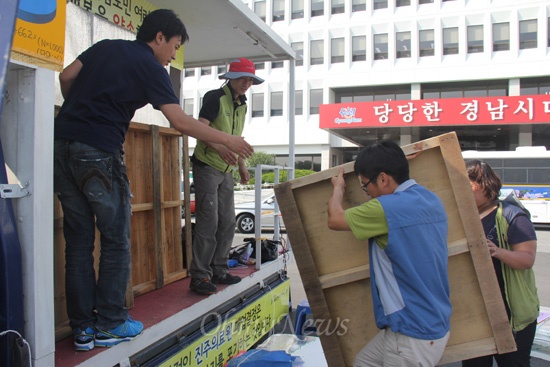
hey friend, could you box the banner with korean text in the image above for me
[320,95,550,129]
[70,0,183,69]
[158,280,290,367]
[11,0,66,71]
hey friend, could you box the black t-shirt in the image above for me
[55,39,179,153]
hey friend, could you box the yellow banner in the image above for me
[11,0,66,71]
[159,280,290,367]
[72,0,183,70]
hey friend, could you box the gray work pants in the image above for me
[190,163,236,279]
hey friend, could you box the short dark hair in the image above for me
[137,9,189,44]
[354,140,409,184]
[466,159,502,202]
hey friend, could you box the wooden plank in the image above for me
[152,125,164,289]
[274,132,516,366]
[319,264,369,290]
[274,182,347,366]
[182,134,193,272]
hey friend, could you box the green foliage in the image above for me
[232,151,276,184]
[247,151,276,167]
[232,151,316,185]
[251,169,315,184]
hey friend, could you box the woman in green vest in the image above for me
[463,160,539,367]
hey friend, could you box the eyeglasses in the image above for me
[360,174,379,192]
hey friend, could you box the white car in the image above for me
[235,192,285,234]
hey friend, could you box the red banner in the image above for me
[320,95,550,129]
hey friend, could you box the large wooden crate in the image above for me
[274,132,516,366]
[54,122,186,340]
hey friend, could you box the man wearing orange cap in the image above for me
[189,58,264,295]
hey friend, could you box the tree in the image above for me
[233,151,276,184]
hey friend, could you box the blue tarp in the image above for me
[226,349,300,367]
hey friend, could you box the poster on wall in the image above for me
[11,0,66,71]
[70,0,184,70]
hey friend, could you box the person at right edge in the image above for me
[327,141,452,367]
[462,160,539,367]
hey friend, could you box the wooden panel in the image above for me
[274,132,516,366]
[54,122,185,340]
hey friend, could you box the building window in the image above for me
[255,62,265,70]
[170,67,181,100]
[422,80,508,99]
[310,89,323,114]
[273,0,285,21]
[419,29,434,56]
[396,0,410,7]
[295,90,303,115]
[310,39,324,65]
[184,68,195,77]
[218,65,227,74]
[396,31,411,58]
[336,85,411,103]
[331,38,345,63]
[519,19,537,49]
[373,0,388,10]
[271,92,283,116]
[291,42,304,66]
[254,0,266,22]
[520,77,550,95]
[374,33,388,60]
[311,0,324,17]
[493,22,510,52]
[467,25,484,53]
[252,93,264,117]
[201,67,211,76]
[292,0,304,19]
[183,99,194,115]
[443,27,459,55]
[419,0,433,3]
[272,61,284,68]
[352,0,366,12]
[331,0,345,14]
[352,35,366,61]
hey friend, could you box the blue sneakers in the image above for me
[74,326,96,351]
[94,316,144,348]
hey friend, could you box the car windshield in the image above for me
[235,190,274,204]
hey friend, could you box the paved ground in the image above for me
[233,225,550,366]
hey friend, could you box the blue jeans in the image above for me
[54,139,132,331]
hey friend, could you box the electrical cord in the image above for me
[0,329,32,367]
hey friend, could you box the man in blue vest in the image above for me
[327,141,452,367]
[189,58,264,295]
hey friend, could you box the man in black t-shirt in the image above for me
[54,9,254,351]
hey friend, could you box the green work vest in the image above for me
[495,202,539,332]
[194,84,247,173]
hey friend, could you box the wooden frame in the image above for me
[54,122,185,340]
[274,132,516,366]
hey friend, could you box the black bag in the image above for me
[502,191,531,220]
[243,238,280,263]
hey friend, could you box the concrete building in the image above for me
[182,0,550,170]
